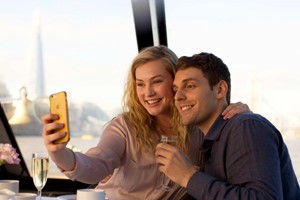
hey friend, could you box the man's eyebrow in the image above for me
[173,77,195,89]
[183,77,197,82]
[177,77,197,84]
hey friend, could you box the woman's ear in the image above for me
[215,80,228,99]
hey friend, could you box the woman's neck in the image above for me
[154,114,174,137]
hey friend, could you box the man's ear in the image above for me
[215,80,228,99]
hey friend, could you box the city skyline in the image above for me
[0,1,300,131]
[0,0,299,179]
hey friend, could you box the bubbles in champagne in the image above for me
[32,156,49,190]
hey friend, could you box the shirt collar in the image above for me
[204,115,229,141]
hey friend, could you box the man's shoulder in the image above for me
[227,112,279,133]
[230,112,267,123]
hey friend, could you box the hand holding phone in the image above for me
[49,91,70,144]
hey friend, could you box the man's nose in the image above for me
[174,89,185,101]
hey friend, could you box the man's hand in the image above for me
[155,143,197,187]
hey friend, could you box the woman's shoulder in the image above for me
[101,113,134,136]
[104,113,128,128]
[109,113,126,122]
[100,113,138,148]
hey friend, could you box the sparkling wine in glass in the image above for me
[31,152,49,200]
[160,135,178,191]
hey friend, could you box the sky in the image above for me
[166,0,300,133]
[1,0,300,133]
[0,0,137,115]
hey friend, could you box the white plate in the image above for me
[56,194,76,200]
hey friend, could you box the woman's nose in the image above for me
[145,86,155,96]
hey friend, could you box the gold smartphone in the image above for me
[49,91,70,144]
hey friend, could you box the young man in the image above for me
[156,52,300,199]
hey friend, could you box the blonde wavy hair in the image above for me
[122,45,189,153]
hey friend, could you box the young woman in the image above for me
[42,45,250,200]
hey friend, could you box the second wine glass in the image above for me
[31,152,49,200]
[160,135,178,191]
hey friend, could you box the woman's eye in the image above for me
[136,82,144,87]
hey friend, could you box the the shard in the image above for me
[27,9,45,99]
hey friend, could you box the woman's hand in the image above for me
[42,113,68,152]
[42,113,75,171]
[222,101,252,119]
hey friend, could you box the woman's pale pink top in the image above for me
[63,114,201,200]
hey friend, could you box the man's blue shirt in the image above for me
[187,112,300,199]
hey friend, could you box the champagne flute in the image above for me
[31,152,49,200]
[160,135,178,191]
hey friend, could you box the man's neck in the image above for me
[199,104,227,135]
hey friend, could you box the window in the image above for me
[1,0,299,181]
[165,0,300,178]
[0,1,137,178]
